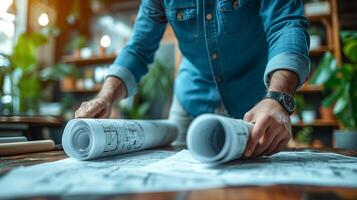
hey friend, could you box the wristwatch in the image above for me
[263,91,296,115]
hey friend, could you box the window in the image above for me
[0,0,15,55]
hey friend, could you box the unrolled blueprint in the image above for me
[1,150,357,199]
[0,150,224,199]
[144,150,357,188]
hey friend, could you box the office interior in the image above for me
[0,1,357,157]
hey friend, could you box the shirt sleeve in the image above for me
[259,0,311,88]
[106,0,167,97]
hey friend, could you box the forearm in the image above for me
[268,70,299,96]
[97,77,127,103]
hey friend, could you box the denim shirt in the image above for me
[107,0,311,119]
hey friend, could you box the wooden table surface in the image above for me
[1,148,357,200]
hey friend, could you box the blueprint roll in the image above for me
[62,119,178,160]
[187,114,253,164]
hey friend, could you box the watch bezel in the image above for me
[281,93,296,114]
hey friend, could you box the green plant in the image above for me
[11,33,47,72]
[308,27,323,36]
[120,102,151,119]
[296,127,313,144]
[310,31,357,130]
[9,32,48,113]
[294,94,305,115]
[40,63,79,81]
[120,59,174,119]
[139,59,174,101]
[66,35,87,52]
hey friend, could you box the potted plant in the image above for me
[291,94,305,124]
[119,59,174,119]
[308,27,323,50]
[310,31,357,150]
[296,127,313,148]
[301,104,316,124]
[9,32,48,115]
[319,100,335,121]
[41,63,79,91]
[67,35,88,58]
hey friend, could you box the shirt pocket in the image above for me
[217,0,258,35]
[165,1,198,44]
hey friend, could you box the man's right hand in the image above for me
[74,77,127,119]
[75,96,113,118]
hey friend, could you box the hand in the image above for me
[75,96,112,118]
[75,77,127,119]
[243,98,292,158]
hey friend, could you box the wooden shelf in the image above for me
[62,85,102,93]
[307,13,331,22]
[293,119,339,127]
[309,46,333,56]
[62,55,116,66]
[0,116,64,127]
[297,84,323,93]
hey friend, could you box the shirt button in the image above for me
[177,11,184,21]
[233,0,239,9]
[211,53,218,60]
[206,13,213,21]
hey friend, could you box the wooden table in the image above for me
[1,148,357,200]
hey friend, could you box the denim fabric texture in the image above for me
[107,0,311,119]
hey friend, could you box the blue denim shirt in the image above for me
[107,0,311,119]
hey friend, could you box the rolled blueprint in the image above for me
[187,114,253,164]
[62,119,178,160]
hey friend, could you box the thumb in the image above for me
[243,111,254,122]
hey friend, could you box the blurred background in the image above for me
[0,0,356,150]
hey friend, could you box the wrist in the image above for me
[97,77,127,104]
[263,91,296,115]
[268,70,299,95]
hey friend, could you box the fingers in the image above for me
[243,111,254,122]
[75,100,106,118]
[262,129,291,156]
[251,126,281,157]
[267,137,290,156]
[244,115,270,157]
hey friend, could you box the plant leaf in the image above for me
[309,52,337,85]
[343,40,357,63]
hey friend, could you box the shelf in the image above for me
[62,55,116,66]
[292,119,339,127]
[307,13,331,22]
[297,84,323,93]
[0,116,64,127]
[309,46,333,56]
[62,85,102,93]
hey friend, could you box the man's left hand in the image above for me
[243,98,292,158]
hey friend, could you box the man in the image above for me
[75,0,310,158]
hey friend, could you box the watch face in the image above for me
[282,94,295,113]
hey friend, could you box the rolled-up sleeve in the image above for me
[260,0,311,88]
[106,0,167,97]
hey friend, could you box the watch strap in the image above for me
[263,91,295,114]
